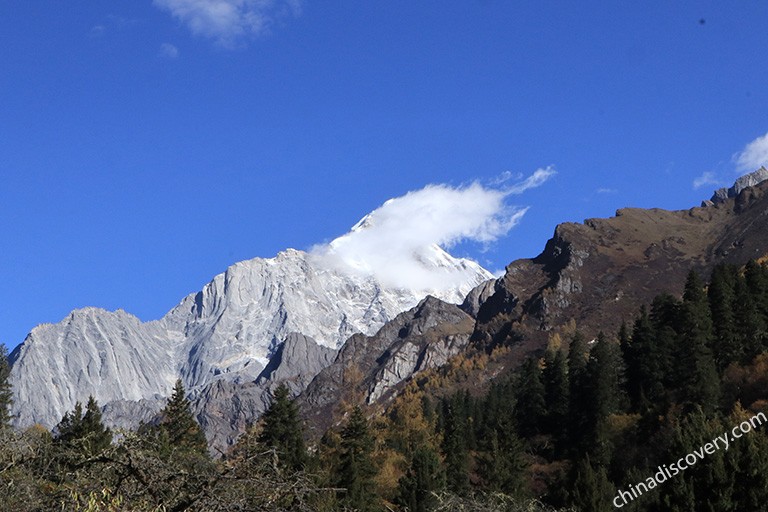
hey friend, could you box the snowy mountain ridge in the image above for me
[10,235,493,430]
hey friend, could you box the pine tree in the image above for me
[479,421,527,496]
[395,445,445,512]
[708,264,739,371]
[157,379,208,455]
[0,344,13,429]
[56,401,85,444]
[728,403,768,510]
[82,396,111,453]
[734,271,766,362]
[543,348,569,449]
[568,331,591,451]
[335,406,379,511]
[515,356,546,438]
[258,383,307,472]
[677,271,720,414]
[583,333,624,463]
[441,394,470,494]
[55,396,111,456]
[745,259,768,319]
[623,306,666,411]
[569,455,614,512]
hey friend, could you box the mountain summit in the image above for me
[9,220,492,431]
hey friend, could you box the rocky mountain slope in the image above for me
[9,221,493,432]
[11,169,768,450]
[292,170,768,435]
[471,169,768,356]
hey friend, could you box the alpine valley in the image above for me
[9,168,768,453]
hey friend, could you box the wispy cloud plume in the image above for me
[734,132,768,172]
[154,0,301,47]
[311,168,554,290]
[692,171,723,190]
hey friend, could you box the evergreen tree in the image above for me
[395,445,445,512]
[569,455,614,512]
[567,331,589,381]
[583,333,624,463]
[0,344,13,429]
[441,393,470,494]
[708,264,739,371]
[258,383,307,472]
[677,271,720,414]
[728,404,768,510]
[56,401,85,444]
[623,306,666,411]
[335,406,379,511]
[568,331,591,450]
[157,379,208,455]
[745,259,768,319]
[479,422,526,496]
[734,271,766,362]
[55,396,111,456]
[542,348,569,449]
[515,356,546,438]
[82,396,111,453]
[659,409,732,512]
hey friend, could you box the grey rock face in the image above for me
[459,278,497,318]
[192,332,337,451]
[711,167,768,204]
[298,296,475,432]
[10,242,491,435]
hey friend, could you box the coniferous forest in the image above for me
[2,261,768,511]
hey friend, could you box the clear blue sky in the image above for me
[2,1,767,350]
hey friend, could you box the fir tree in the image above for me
[56,401,85,444]
[568,331,591,451]
[157,379,208,455]
[479,423,526,496]
[82,396,111,453]
[395,445,445,512]
[623,306,666,411]
[583,333,624,463]
[55,396,111,456]
[569,455,614,512]
[542,348,569,448]
[734,271,766,362]
[258,383,307,472]
[708,264,739,371]
[677,271,720,414]
[515,356,546,438]
[441,394,470,494]
[335,406,379,511]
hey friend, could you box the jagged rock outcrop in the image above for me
[190,332,337,451]
[298,295,477,434]
[709,166,768,204]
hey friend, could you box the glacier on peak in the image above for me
[10,231,493,430]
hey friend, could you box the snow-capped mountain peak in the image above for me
[10,230,492,430]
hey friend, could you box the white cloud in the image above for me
[154,0,301,46]
[734,132,768,172]
[505,167,556,194]
[596,188,617,194]
[692,171,722,190]
[310,169,554,290]
[159,43,179,58]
